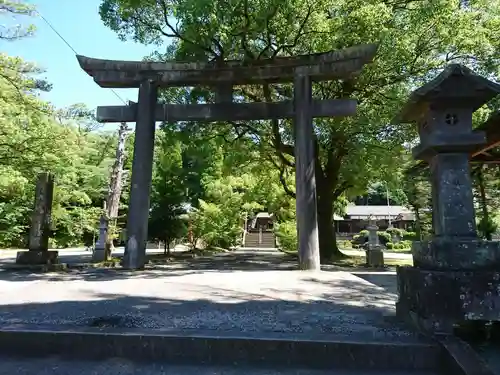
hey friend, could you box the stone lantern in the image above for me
[365,214,384,267]
[396,64,500,333]
[92,215,109,262]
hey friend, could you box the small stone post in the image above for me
[395,64,500,333]
[16,172,58,265]
[92,215,109,262]
[365,215,384,267]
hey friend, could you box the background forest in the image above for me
[1,0,500,260]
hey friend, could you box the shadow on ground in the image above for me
[352,272,399,295]
[0,276,408,340]
[0,253,298,282]
[0,252,401,294]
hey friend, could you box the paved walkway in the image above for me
[0,252,413,342]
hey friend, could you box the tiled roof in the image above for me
[341,205,414,220]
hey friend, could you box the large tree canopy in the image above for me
[99,0,500,260]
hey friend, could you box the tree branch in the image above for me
[268,155,296,198]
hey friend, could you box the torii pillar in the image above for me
[293,71,321,270]
[122,80,158,269]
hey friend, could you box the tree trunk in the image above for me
[105,122,129,253]
[164,240,167,255]
[167,241,171,256]
[414,207,422,240]
[316,187,346,261]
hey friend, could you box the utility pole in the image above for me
[386,182,392,229]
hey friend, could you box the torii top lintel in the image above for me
[76,44,378,89]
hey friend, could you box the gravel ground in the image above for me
[474,344,500,374]
[0,358,439,375]
[0,253,410,339]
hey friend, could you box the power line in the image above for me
[35,11,128,106]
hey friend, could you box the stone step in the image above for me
[0,325,444,373]
[244,243,276,248]
[235,247,279,253]
[245,238,275,242]
[244,238,276,245]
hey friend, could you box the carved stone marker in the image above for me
[396,64,500,333]
[16,172,58,265]
[365,216,384,267]
[92,215,109,262]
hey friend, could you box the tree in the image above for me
[401,163,431,240]
[353,181,407,206]
[0,0,36,41]
[472,164,500,240]
[149,127,187,254]
[0,1,121,250]
[100,0,500,261]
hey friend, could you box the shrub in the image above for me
[389,240,412,250]
[478,217,498,240]
[353,230,394,246]
[386,227,406,238]
[377,231,392,245]
[403,231,418,241]
[398,240,413,249]
[337,240,352,249]
[274,220,297,252]
[386,242,394,249]
[352,234,366,246]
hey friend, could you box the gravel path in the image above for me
[0,252,410,340]
[474,344,500,374]
[0,358,440,375]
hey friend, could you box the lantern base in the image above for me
[396,266,500,334]
[412,238,500,270]
[365,248,384,268]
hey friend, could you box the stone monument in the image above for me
[92,215,109,262]
[396,64,500,333]
[365,215,384,267]
[16,172,59,265]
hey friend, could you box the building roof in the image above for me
[340,205,415,220]
[255,212,272,219]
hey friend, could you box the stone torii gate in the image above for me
[77,44,377,270]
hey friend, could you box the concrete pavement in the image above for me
[341,249,412,260]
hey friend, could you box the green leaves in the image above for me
[99,0,499,253]
[0,50,118,248]
[0,0,37,41]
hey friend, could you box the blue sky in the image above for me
[4,0,164,110]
